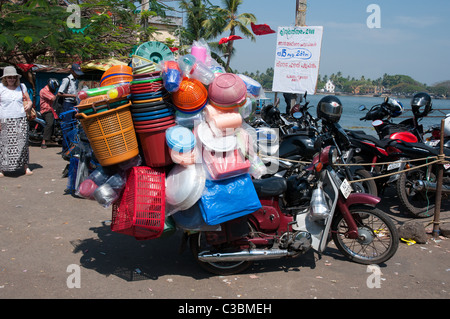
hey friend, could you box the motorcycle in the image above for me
[390,137,450,218]
[345,98,423,194]
[188,141,399,275]
[359,97,431,142]
[253,95,378,196]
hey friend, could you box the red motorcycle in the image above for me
[188,143,399,275]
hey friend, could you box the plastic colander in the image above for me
[208,73,247,108]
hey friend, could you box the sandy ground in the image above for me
[0,145,449,302]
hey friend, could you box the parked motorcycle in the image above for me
[188,142,399,275]
[254,95,378,196]
[391,137,450,218]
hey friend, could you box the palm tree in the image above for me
[203,0,256,70]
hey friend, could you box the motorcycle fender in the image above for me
[294,171,339,253]
[345,193,380,208]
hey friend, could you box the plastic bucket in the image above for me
[134,119,176,131]
[132,115,175,126]
[137,122,176,167]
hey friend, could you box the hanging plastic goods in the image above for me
[208,73,247,110]
[196,121,237,153]
[178,54,215,85]
[172,203,221,232]
[237,74,262,98]
[175,110,204,128]
[165,164,206,215]
[161,60,181,92]
[78,83,130,100]
[204,104,242,132]
[199,173,262,225]
[255,127,280,156]
[165,125,197,166]
[202,148,251,180]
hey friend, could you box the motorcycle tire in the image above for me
[331,205,399,265]
[189,232,253,275]
[396,169,435,218]
[352,169,378,197]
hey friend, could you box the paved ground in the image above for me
[1,145,449,302]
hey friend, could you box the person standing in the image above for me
[39,78,60,149]
[0,66,33,177]
[57,63,83,151]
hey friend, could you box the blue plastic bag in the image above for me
[199,174,262,225]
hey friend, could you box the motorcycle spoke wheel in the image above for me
[396,170,435,218]
[331,205,398,265]
[189,232,253,276]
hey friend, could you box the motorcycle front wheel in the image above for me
[331,205,399,265]
[396,168,435,218]
[189,232,253,275]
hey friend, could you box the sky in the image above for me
[199,0,450,85]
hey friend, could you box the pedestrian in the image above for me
[57,63,83,151]
[0,66,33,177]
[39,78,60,149]
[283,92,298,115]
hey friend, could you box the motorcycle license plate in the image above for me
[340,179,352,199]
[387,161,401,171]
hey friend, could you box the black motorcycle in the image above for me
[390,138,450,218]
[251,94,378,197]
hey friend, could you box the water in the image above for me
[263,92,450,136]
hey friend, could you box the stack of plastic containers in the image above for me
[131,65,176,167]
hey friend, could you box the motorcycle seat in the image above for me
[348,131,389,148]
[252,177,287,197]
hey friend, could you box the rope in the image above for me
[257,153,448,184]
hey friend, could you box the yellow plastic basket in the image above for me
[76,103,139,166]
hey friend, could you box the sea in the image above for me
[262,92,450,137]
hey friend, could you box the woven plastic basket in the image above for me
[76,103,139,166]
[111,166,166,240]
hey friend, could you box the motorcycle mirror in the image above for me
[293,112,303,119]
[372,119,383,127]
[314,136,322,150]
[359,105,367,111]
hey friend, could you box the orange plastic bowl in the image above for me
[171,78,207,110]
[100,65,133,87]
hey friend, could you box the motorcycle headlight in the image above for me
[328,146,338,166]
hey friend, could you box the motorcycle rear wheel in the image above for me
[331,205,399,265]
[352,169,378,197]
[189,232,253,275]
[396,169,435,218]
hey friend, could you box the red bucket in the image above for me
[137,122,176,167]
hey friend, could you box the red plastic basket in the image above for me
[111,166,166,240]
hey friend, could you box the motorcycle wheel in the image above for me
[396,168,435,218]
[352,169,378,197]
[189,232,253,275]
[331,205,399,265]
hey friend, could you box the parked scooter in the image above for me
[188,141,399,275]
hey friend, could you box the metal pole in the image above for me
[432,118,445,239]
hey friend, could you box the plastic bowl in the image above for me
[171,78,207,110]
[208,73,247,108]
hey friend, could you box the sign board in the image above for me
[272,26,323,95]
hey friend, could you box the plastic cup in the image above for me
[190,61,215,85]
[191,46,207,63]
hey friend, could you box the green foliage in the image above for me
[0,0,166,66]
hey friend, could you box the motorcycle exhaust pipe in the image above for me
[198,249,298,262]
[413,180,450,194]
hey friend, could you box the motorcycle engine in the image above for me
[284,175,312,207]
